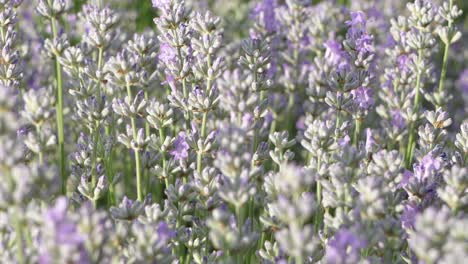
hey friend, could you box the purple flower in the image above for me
[401,202,419,229]
[366,7,384,22]
[345,11,367,35]
[170,132,189,161]
[159,43,178,91]
[152,0,170,9]
[163,74,177,92]
[241,113,254,128]
[351,87,374,110]
[347,11,366,27]
[324,39,345,66]
[456,69,468,94]
[384,33,397,48]
[44,198,83,245]
[354,33,374,54]
[263,112,274,126]
[339,135,351,147]
[157,221,175,243]
[325,228,367,264]
[365,128,377,153]
[391,109,406,129]
[398,170,413,188]
[40,198,90,264]
[397,54,411,73]
[159,43,177,65]
[296,116,306,131]
[414,154,441,180]
[251,0,278,33]
[123,195,134,208]
[16,126,30,137]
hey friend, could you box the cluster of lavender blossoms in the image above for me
[0,0,467,263]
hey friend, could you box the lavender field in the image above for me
[0,0,467,263]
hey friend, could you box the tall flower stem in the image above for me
[235,205,243,263]
[91,122,100,208]
[353,118,362,146]
[159,128,167,170]
[252,66,260,155]
[438,0,453,94]
[314,155,322,233]
[154,125,168,201]
[438,43,450,93]
[286,43,299,132]
[335,109,342,133]
[197,57,212,174]
[174,29,190,129]
[197,112,208,174]
[14,211,25,264]
[49,13,66,195]
[126,83,143,201]
[295,256,303,264]
[406,49,423,168]
[91,47,104,206]
[144,91,151,137]
[36,125,44,165]
[97,47,104,95]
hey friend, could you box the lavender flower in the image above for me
[456,69,468,94]
[169,132,189,161]
[325,228,367,264]
[351,86,374,110]
[0,0,467,263]
[152,0,171,9]
[39,198,90,264]
[251,0,278,35]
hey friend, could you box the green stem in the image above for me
[196,56,212,173]
[270,119,277,134]
[438,42,450,94]
[105,118,116,207]
[126,83,143,201]
[135,150,142,201]
[438,1,453,94]
[196,150,203,174]
[49,15,66,195]
[258,231,266,250]
[174,31,190,129]
[314,155,322,233]
[295,256,303,264]
[405,49,423,168]
[335,109,342,133]
[235,205,243,263]
[14,212,25,264]
[157,127,167,202]
[184,251,192,264]
[91,122,100,208]
[248,198,254,223]
[36,125,44,165]
[196,112,208,174]
[235,205,243,232]
[353,118,362,146]
[0,26,4,42]
[252,67,260,154]
[97,47,104,93]
[287,93,295,130]
[145,91,151,137]
[159,128,167,169]
[165,177,170,191]
[201,111,208,138]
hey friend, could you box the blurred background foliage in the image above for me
[72,0,157,31]
[71,0,467,32]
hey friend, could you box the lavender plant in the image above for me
[0,0,467,263]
